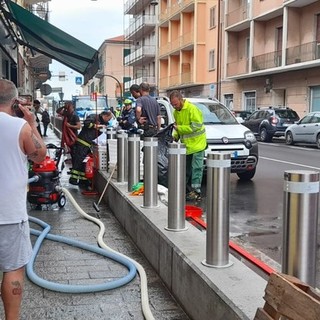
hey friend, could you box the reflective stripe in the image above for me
[71,169,85,177]
[191,122,203,130]
[284,181,319,194]
[77,138,91,147]
[181,128,206,140]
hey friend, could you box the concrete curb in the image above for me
[95,171,267,320]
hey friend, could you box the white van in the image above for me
[156,97,259,180]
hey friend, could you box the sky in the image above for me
[46,0,125,100]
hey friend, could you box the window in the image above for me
[244,91,256,112]
[275,27,283,66]
[209,7,216,29]
[224,94,234,110]
[209,49,215,70]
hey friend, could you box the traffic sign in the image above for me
[75,77,82,85]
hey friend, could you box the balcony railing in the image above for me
[286,41,320,65]
[125,15,156,39]
[226,3,249,28]
[226,59,249,77]
[159,0,194,23]
[124,45,156,65]
[252,51,282,71]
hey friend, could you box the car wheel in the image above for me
[317,134,320,149]
[237,168,256,181]
[260,127,271,142]
[285,131,294,145]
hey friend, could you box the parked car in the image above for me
[285,111,320,148]
[156,97,259,181]
[242,106,300,142]
[232,110,252,123]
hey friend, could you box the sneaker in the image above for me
[186,190,202,201]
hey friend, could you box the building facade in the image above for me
[158,0,218,98]
[83,35,133,108]
[222,0,320,117]
[0,0,51,97]
[124,0,158,95]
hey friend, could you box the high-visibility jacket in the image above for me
[173,100,207,155]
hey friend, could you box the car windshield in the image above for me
[275,109,299,119]
[73,96,108,111]
[194,102,238,124]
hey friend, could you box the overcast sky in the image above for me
[46,0,125,100]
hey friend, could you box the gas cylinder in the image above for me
[85,154,94,179]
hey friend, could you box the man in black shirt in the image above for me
[33,100,42,137]
[135,82,161,137]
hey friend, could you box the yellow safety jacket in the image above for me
[173,100,207,155]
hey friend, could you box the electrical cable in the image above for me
[60,187,156,320]
[27,216,136,293]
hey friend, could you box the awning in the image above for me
[1,0,99,84]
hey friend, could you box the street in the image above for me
[225,142,320,288]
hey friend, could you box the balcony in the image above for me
[252,51,282,71]
[124,45,156,66]
[283,0,319,8]
[226,59,249,77]
[159,0,194,23]
[124,0,149,15]
[226,3,250,30]
[125,15,156,40]
[286,41,320,65]
[124,75,156,91]
[24,0,50,4]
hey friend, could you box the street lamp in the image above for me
[95,72,123,105]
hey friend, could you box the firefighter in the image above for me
[117,99,136,131]
[69,110,113,190]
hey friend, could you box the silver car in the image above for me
[285,111,320,148]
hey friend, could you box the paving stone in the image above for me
[0,129,190,320]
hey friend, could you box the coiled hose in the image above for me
[49,187,155,320]
[27,216,136,293]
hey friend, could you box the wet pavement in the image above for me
[0,128,190,320]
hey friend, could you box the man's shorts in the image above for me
[0,221,33,272]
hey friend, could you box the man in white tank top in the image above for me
[0,79,47,320]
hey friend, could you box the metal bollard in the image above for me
[282,170,319,287]
[127,134,141,192]
[107,128,117,140]
[165,143,188,232]
[116,132,128,183]
[202,152,233,268]
[142,137,159,208]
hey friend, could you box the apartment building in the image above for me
[223,0,320,117]
[158,0,218,97]
[0,0,51,95]
[84,36,133,108]
[124,0,158,95]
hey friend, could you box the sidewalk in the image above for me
[0,127,189,320]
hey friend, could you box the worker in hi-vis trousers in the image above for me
[69,110,113,190]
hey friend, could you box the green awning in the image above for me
[1,1,99,83]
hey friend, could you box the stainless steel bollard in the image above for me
[282,170,319,287]
[142,137,159,208]
[116,132,128,183]
[107,128,117,140]
[202,152,233,268]
[127,134,141,192]
[165,143,188,232]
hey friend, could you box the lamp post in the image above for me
[95,72,123,105]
